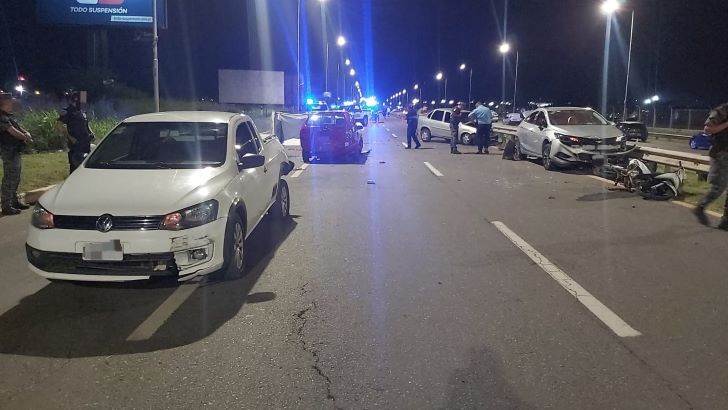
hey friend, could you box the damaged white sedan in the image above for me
[26,111,294,282]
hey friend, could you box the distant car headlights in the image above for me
[31,204,55,229]
[161,200,219,231]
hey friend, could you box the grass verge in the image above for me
[0,151,68,193]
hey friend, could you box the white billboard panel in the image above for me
[219,69,285,105]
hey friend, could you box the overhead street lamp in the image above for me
[152,0,160,112]
[345,58,351,66]
[436,72,447,101]
[498,45,520,111]
[600,0,620,115]
[336,35,346,47]
[460,63,473,109]
[643,95,660,127]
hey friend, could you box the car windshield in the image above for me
[306,113,347,126]
[85,122,228,169]
[548,109,609,126]
[345,106,362,113]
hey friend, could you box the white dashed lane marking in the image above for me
[492,221,642,338]
[127,280,201,341]
[424,162,444,177]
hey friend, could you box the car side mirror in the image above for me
[355,122,364,130]
[238,154,265,170]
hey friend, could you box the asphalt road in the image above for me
[1,116,727,409]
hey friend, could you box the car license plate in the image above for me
[582,144,596,151]
[82,240,123,261]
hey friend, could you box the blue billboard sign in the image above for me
[37,0,167,28]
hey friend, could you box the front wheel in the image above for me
[270,179,291,219]
[513,137,526,161]
[460,133,474,145]
[542,143,556,171]
[219,214,246,280]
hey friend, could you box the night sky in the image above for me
[1,0,727,110]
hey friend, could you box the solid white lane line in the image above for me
[424,162,444,177]
[491,221,642,338]
[673,200,723,218]
[392,133,399,138]
[291,170,304,178]
[300,163,310,170]
[402,142,408,148]
[127,281,201,341]
[587,175,614,184]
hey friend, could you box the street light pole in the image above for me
[152,0,160,112]
[296,0,301,111]
[622,10,635,120]
[513,50,519,110]
[325,42,329,93]
[468,69,473,109]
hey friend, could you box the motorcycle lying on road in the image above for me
[594,158,686,201]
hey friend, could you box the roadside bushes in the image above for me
[19,109,119,152]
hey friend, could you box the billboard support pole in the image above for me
[153,0,160,112]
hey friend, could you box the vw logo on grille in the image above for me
[96,214,114,233]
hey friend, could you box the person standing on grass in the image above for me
[694,103,728,230]
[468,101,493,154]
[449,103,464,155]
[405,103,421,149]
[0,93,32,216]
[58,94,94,174]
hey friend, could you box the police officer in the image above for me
[694,103,728,230]
[0,93,32,215]
[450,103,464,155]
[468,101,493,154]
[405,103,422,149]
[58,94,94,173]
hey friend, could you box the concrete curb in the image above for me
[22,185,56,205]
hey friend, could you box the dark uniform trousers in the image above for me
[1,143,22,210]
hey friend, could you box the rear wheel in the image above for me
[220,214,246,279]
[270,179,290,219]
[542,143,556,171]
[421,128,432,142]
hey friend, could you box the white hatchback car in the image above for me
[26,111,294,282]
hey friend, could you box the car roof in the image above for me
[310,110,348,114]
[124,111,248,123]
[545,107,593,111]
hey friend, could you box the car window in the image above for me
[535,112,547,126]
[431,110,444,122]
[525,112,539,124]
[307,113,347,126]
[86,122,228,169]
[548,109,609,126]
[444,112,451,123]
[236,122,258,156]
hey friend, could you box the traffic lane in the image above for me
[0,215,333,407]
[0,212,49,316]
[286,119,683,408]
[425,149,728,407]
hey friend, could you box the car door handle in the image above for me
[263,165,268,173]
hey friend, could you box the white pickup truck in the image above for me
[26,111,294,282]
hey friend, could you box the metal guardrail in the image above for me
[489,124,711,175]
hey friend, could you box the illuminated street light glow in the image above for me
[14,85,24,94]
[337,35,346,47]
[448,100,455,105]
[459,63,467,71]
[431,101,436,105]
[345,59,351,66]
[651,95,660,102]
[600,0,620,15]
[644,98,652,105]
[499,43,511,54]
[349,68,356,76]
[436,72,444,80]
[402,89,407,94]
[413,84,419,90]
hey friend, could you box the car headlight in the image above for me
[161,200,219,231]
[555,133,582,146]
[31,204,55,229]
